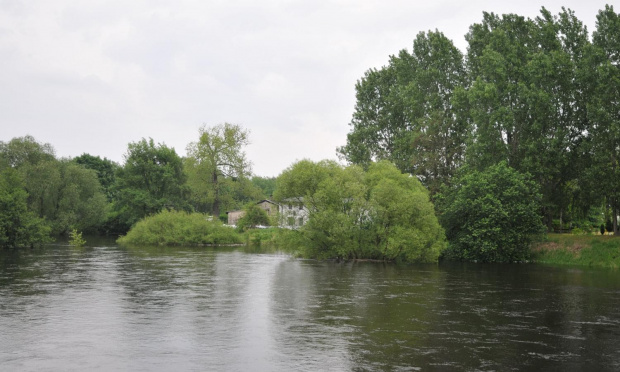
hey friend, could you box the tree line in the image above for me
[2,6,618,263]
[0,124,275,247]
[338,5,620,235]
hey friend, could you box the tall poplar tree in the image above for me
[339,31,467,195]
[590,5,620,234]
[464,8,591,228]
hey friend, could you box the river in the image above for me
[1,240,619,371]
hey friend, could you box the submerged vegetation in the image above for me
[117,210,242,246]
[69,229,86,247]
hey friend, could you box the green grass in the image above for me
[117,210,243,246]
[244,228,278,246]
[532,233,620,269]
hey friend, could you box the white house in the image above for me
[278,197,309,229]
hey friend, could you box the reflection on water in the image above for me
[1,245,620,371]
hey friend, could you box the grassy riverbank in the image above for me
[532,234,620,269]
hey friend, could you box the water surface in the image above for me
[1,242,619,371]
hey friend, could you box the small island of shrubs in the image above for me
[117,210,242,246]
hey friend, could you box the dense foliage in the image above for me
[185,123,257,218]
[275,160,445,262]
[117,210,242,246]
[73,154,119,201]
[251,176,277,199]
[112,138,191,231]
[438,162,545,262]
[0,168,51,247]
[3,6,620,264]
[236,203,271,231]
[339,6,620,236]
[0,126,262,243]
[0,136,108,239]
[338,31,467,195]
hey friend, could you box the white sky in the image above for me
[0,0,613,177]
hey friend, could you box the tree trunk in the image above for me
[212,171,220,218]
[613,155,618,235]
[614,206,619,236]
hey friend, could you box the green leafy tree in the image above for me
[73,154,119,201]
[17,160,108,235]
[274,159,342,212]
[0,136,108,236]
[339,31,467,195]
[53,161,108,234]
[465,12,536,170]
[236,202,271,231]
[588,5,620,235]
[366,161,445,261]
[226,177,264,214]
[114,138,191,230]
[185,123,252,217]
[464,8,594,229]
[251,176,277,199]
[20,158,62,222]
[528,8,592,228]
[400,31,469,194]
[438,162,544,263]
[0,135,55,169]
[0,168,51,248]
[0,136,60,221]
[337,62,406,170]
[275,160,445,262]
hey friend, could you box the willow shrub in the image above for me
[275,160,446,262]
[117,210,242,246]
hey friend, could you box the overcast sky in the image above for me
[0,0,613,177]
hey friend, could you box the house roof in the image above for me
[280,197,305,204]
[257,199,279,205]
[226,199,279,214]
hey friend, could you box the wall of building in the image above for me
[227,210,245,225]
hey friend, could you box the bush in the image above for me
[117,210,242,246]
[275,160,446,262]
[437,162,545,263]
[69,229,86,247]
[244,227,277,246]
[236,203,271,232]
[0,168,52,248]
[571,227,587,235]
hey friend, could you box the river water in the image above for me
[1,241,620,371]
